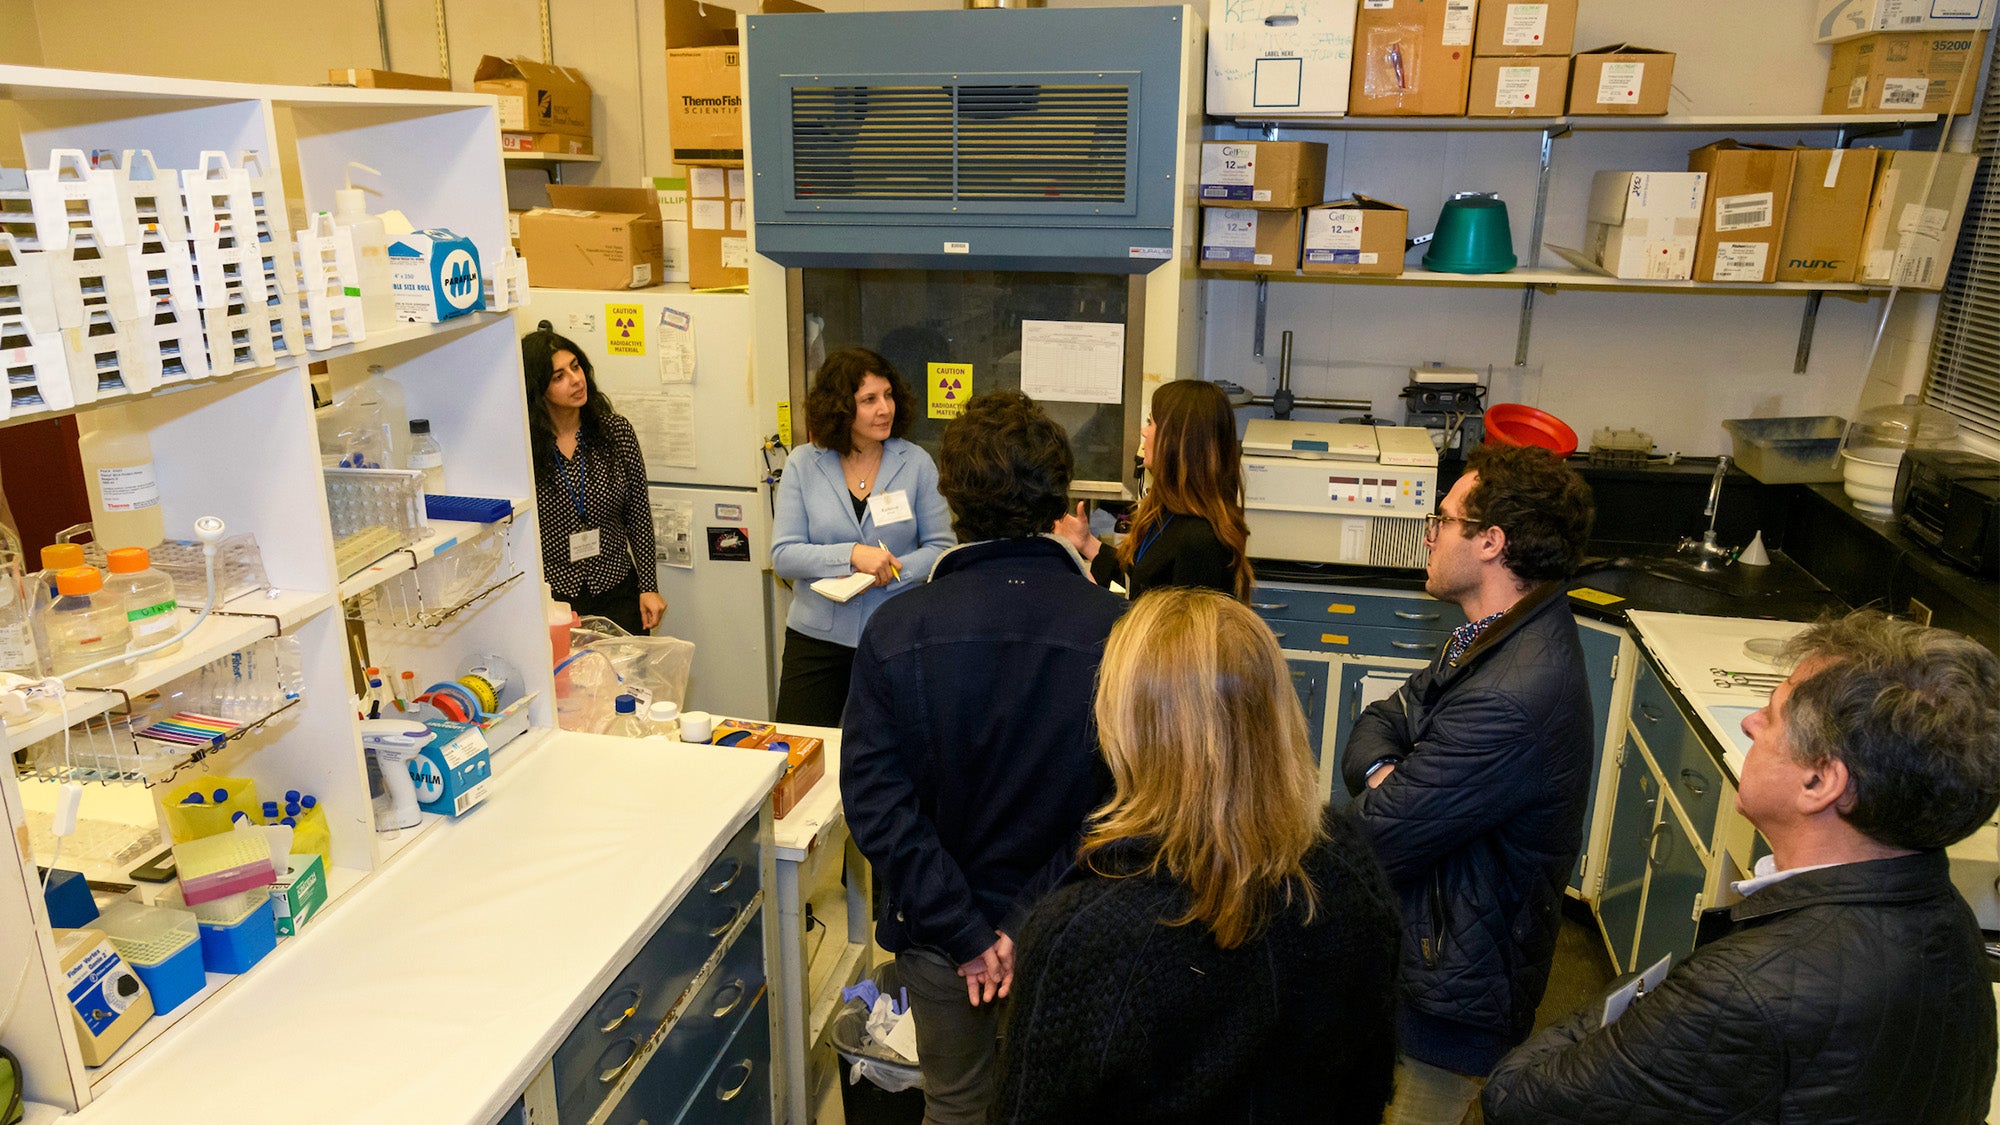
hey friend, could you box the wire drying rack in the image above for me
[349,520,523,629]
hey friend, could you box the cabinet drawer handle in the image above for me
[1389,640,1438,652]
[598,985,644,1033]
[1392,610,1440,622]
[716,1059,756,1102]
[1679,768,1709,797]
[596,1038,641,1084]
[1647,823,1674,867]
[1251,601,1288,611]
[707,857,743,894]
[1270,631,1287,641]
[708,901,745,939]
[712,979,747,1020]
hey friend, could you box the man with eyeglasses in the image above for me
[1341,443,1597,1125]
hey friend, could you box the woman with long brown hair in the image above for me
[1056,379,1253,601]
[994,588,1400,1124]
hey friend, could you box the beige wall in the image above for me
[0,0,44,165]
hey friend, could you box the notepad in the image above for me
[810,571,876,604]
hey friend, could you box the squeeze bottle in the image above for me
[77,402,166,551]
[334,162,395,335]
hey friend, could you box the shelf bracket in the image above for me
[1510,125,1568,367]
[1795,291,1823,374]
[1516,286,1536,366]
[1253,276,1269,358]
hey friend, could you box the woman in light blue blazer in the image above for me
[771,348,953,725]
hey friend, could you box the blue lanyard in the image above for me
[1135,513,1176,563]
[555,440,589,522]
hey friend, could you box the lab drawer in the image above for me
[1630,658,1725,847]
[675,993,774,1125]
[614,912,766,1123]
[1267,621,1453,660]
[1251,585,1466,631]
[553,816,763,1121]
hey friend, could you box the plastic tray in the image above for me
[1722,416,1846,484]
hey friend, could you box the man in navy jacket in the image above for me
[842,390,1126,1125]
[1341,444,1596,1124]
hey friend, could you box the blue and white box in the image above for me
[415,720,494,817]
[389,228,485,323]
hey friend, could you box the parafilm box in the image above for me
[415,720,495,817]
[389,229,485,323]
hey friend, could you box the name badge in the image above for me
[568,528,602,562]
[868,489,914,526]
[1600,953,1673,1027]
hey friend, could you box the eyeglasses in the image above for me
[1423,513,1482,541]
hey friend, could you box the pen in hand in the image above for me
[879,540,902,581]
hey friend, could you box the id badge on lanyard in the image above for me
[558,444,601,562]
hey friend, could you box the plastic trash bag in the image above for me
[830,962,926,1094]
[554,616,695,734]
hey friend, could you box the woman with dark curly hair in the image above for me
[523,321,664,636]
[771,347,953,725]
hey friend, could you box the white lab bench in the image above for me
[61,732,783,1125]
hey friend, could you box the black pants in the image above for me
[775,627,856,727]
[570,569,646,637]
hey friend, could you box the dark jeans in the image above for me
[570,568,645,637]
[897,947,1007,1125]
[775,627,855,727]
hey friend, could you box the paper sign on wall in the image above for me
[1020,320,1124,405]
[651,496,695,569]
[622,390,698,472]
[658,305,695,384]
[928,362,973,420]
[605,304,645,356]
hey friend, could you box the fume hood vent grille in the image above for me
[790,83,1131,203]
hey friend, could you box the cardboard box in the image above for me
[1859,149,1979,289]
[1548,170,1708,281]
[1348,0,1478,116]
[1201,207,1303,272]
[763,732,825,817]
[519,187,665,291]
[389,228,485,322]
[686,166,750,289]
[500,132,595,156]
[1474,0,1576,56]
[1199,141,1328,208]
[1688,141,1796,284]
[327,68,451,92]
[1467,56,1569,116]
[1822,31,1988,115]
[648,177,693,284]
[473,56,592,139]
[1815,0,1997,42]
[508,208,530,250]
[415,720,494,817]
[1568,45,1676,115]
[665,0,820,167]
[1206,0,1360,115]
[1302,196,1408,276]
[1776,147,1882,283]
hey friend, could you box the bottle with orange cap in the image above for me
[0,521,35,676]
[45,565,134,683]
[27,542,87,672]
[104,546,180,658]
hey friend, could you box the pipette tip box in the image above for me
[97,901,204,1014]
[196,891,277,974]
[173,830,276,906]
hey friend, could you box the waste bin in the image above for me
[831,960,925,1125]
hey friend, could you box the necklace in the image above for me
[845,446,881,491]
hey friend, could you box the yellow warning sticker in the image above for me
[929,362,973,420]
[1569,587,1625,606]
[605,304,645,356]
[777,402,793,448]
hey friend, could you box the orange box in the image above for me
[710,719,776,746]
[763,732,826,817]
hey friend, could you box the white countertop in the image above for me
[70,732,783,1125]
[1626,611,1812,779]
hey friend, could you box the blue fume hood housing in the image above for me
[744,6,1190,274]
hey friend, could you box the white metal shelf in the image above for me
[1228,111,1940,133]
[503,151,600,164]
[335,501,531,602]
[0,64,496,109]
[1217,264,1892,293]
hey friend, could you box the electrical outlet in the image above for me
[1907,597,1934,627]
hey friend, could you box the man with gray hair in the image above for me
[1484,609,2000,1124]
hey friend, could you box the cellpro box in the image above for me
[389,229,485,323]
[1776,148,1881,284]
[1205,0,1360,115]
[1466,56,1569,116]
[1302,196,1409,276]
[1473,0,1576,56]
[416,720,495,818]
[1815,0,1997,42]
[1688,141,1797,284]
[1347,0,1478,116]
[1199,142,1328,209]
[1547,171,1708,281]
[1201,207,1303,272]
[1822,30,1988,115]
[1568,45,1676,115]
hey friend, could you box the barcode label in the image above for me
[1715,192,1775,231]
[1879,78,1928,108]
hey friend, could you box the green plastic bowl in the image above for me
[1424,195,1518,274]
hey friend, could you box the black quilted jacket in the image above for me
[1340,582,1595,1074]
[1483,850,1998,1124]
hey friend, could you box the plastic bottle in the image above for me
[364,667,389,719]
[27,543,85,670]
[646,700,682,741]
[407,419,445,493]
[0,522,36,675]
[45,566,134,684]
[77,403,166,551]
[606,694,648,738]
[104,546,180,657]
[334,162,395,335]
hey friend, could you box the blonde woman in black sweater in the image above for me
[994,589,1400,1124]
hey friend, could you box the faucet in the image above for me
[1678,456,1736,571]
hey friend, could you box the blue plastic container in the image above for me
[96,900,206,1014]
[198,895,277,974]
[42,868,98,928]
[132,938,206,1013]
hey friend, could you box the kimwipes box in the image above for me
[1568,45,1676,115]
[1822,30,1988,115]
[686,166,749,289]
[666,0,821,167]
[1473,0,1576,56]
[1201,207,1303,272]
[1467,56,1568,116]
[1206,0,1360,115]
[1302,196,1408,276]
[1776,147,1882,284]
[1815,0,1997,42]
[1547,171,1708,281]
[1348,0,1478,116]
[1859,149,1979,289]
[1199,141,1328,208]
[473,56,592,139]
[518,186,665,290]
[1688,141,1796,283]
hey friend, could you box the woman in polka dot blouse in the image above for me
[523,323,665,636]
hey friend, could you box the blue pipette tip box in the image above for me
[424,495,514,524]
[198,895,277,974]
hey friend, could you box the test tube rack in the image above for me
[292,212,366,351]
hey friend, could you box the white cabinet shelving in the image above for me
[0,65,553,1113]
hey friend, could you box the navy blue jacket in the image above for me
[1340,581,1594,1075]
[841,536,1127,965]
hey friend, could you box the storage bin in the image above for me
[195,890,276,973]
[96,900,204,1014]
[1721,416,1846,484]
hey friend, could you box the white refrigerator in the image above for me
[515,290,784,719]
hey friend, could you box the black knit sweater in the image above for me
[993,809,1402,1124]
